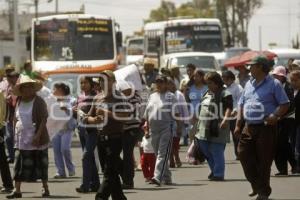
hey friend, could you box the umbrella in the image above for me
[224,50,277,68]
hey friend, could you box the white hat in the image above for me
[13,75,43,96]
[116,80,133,91]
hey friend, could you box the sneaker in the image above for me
[6,191,22,199]
[149,178,161,186]
[69,171,76,177]
[1,188,13,194]
[248,190,258,197]
[208,172,214,180]
[53,174,66,179]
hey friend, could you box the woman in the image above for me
[74,77,100,193]
[185,69,207,164]
[7,75,50,198]
[195,72,233,181]
[51,83,76,179]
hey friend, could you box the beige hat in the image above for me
[292,59,300,67]
[143,58,158,68]
[13,75,43,96]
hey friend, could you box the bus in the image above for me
[125,37,144,65]
[28,14,122,94]
[144,18,225,67]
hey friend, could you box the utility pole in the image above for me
[259,26,262,51]
[34,0,38,18]
[13,0,20,68]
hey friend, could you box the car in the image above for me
[225,47,251,59]
[268,48,300,67]
[165,52,221,77]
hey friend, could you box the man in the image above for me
[234,56,290,200]
[235,65,251,88]
[271,66,297,175]
[2,70,19,163]
[142,58,158,89]
[84,70,129,200]
[21,60,36,79]
[179,63,196,92]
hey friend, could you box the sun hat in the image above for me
[13,75,43,96]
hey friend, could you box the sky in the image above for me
[15,0,300,51]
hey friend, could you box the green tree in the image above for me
[146,1,176,22]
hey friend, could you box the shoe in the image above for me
[1,188,13,194]
[256,195,269,200]
[208,172,214,180]
[7,158,14,164]
[122,183,134,190]
[69,171,76,177]
[209,176,224,181]
[176,161,182,168]
[53,174,66,179]
[6,191,22,199]
[275,172,288,176]
[42,189,50,197]
[248,190,258,197]
[149,178,161,186]
[76,187,89,193]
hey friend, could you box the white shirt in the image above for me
[226,82,243,111]
[141,136,154,153]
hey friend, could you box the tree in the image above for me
[145,1,176,22]
[215,0,262,47]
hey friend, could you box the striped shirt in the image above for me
[124,92,142,131]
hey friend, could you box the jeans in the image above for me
[78,127,100,190]
[0,127,13,189]
[52,130,75,176]
[96,136,126,200]
[5,121,14,161]
[197,139,226,178]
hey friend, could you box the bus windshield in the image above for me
[34,18,114,61]
[127,39,144,55]
[165,25,223,54]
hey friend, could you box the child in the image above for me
[140,123,156,182]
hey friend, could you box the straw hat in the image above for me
[143,58,158,68]
[13,75,43,96]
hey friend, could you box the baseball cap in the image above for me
[271,66,287,78]
[246,55,269,66]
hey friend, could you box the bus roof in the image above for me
[33,14,113,22]
[144,18,221,31]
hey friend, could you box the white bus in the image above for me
[144,18,225,67]
[125,37,144,65]
[29,14,122,75]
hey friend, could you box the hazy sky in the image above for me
[16,0,300,50]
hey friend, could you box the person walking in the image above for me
[271,66,298,175]
[84,70,128,200]
[222,70,243,160]
[290,70,300,173]
[143,75,182,186]
[195,72,233,181]
[74,76,100,193]
[51,83,76,179]
[234,56,290,200]
[6,75,50,199]
[0,89,13,194]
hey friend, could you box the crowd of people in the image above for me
[0,55,299,200]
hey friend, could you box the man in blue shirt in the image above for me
[234,56,290,200]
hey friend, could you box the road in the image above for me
[1,140,299,200]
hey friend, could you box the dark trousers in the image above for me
[238,124,276,197]
[274,118,297,173]
[121,128,139,185]
[96,136,126,200]
[78,127,100,190]
[5,121,14,161]
[0,127,13,189]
